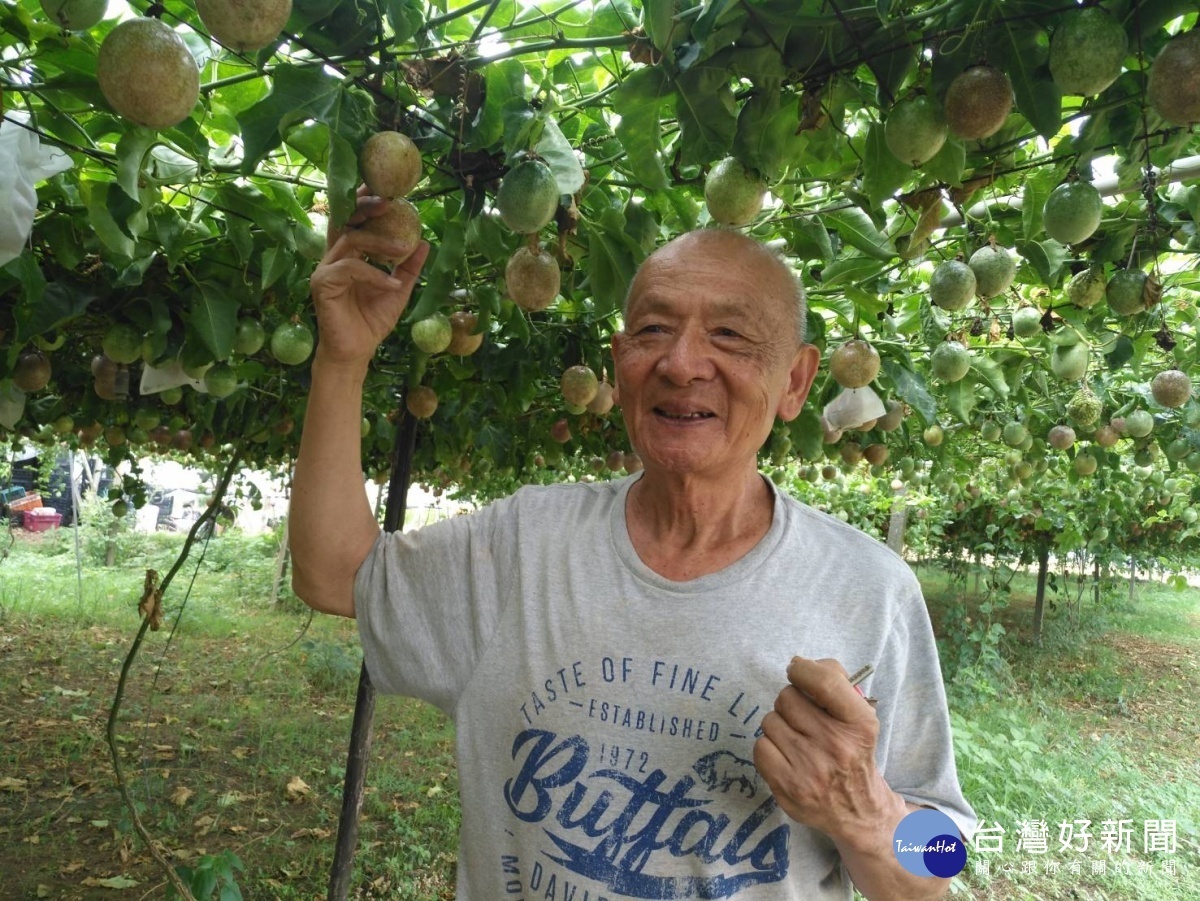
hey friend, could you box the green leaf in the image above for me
[383,0,423,42]
[1105,335,1135,371]
[922,135,965,187]
[473,59,527,149]
[734,89,806,183]
[536,117,585,194]
[1021,177,1048,242]
[1017,239,1067,287]
[190,287,240,361]
[861,122,910,207]
[327,131,358,229]
[673,59,738,166]
[408,214,465,322]
[946,378,977,424]
[866,28,917,104]
[970,354,1010,401]
[789,218,834,263]
[993,24,1062,140]
[824,207,896,261]
[8,267,95,349]
[612,67,671,191]
[816,255,888,288]
[236,63,375,174]
[502,98,539,158]
[883,359,937,424]
[587,209,638,317]
[790,405,824,460]
[114,129,157,201]
[80,180,135,258]
[215,184,294,246]
[261,246,292,290]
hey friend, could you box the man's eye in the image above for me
[639,324,665,334]
[714,328,741,338]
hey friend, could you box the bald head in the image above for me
[623,229,807,344]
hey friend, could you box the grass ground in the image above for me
[1,525,1197,900]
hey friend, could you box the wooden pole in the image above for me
[327,404,419,901]
[1032,542,1050,644]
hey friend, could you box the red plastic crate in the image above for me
[24,509,62,532]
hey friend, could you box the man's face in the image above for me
[611,235,819,479]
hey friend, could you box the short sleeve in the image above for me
[354,498,511,715]
[873,580,978,842]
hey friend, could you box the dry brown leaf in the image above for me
[193,815,216,836]
[231,746,253,760]
[169,786,193,808]
[139,570,163,632]
[285,776,310,801]
[290,827,332,840]
[0,776,28,792]
[60,861,85,875]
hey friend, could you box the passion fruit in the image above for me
[884,95,947,166]
[1049,6,1129,97]
[1050,341,1089,381]
[829,340,881,389]
[1150,369,1191,408]
[929,260,976,311]
[561,365,599,407]
[196,0,292,52]
[1011,306,1043,339]
[1047,424,1076,450]
[704,157,766,227]
[968,244,1016,299]
[944,65,1013,140]
[1147,29,1200,125]
[411,314,452,355]
[13,351,52,393]
[495,159,559,234]
[506,245,561,312]
[1066,265,1106,309]
[930,340,971,383]
[1043,181,1103,245]
[39,0,107,30]
[360,198,421,266]
[270,321,314,366]
[360,130,422,199]
[97,18,200,129]
[406,386,438,419]
[1105,269,1149,317]
[446,311,484,356]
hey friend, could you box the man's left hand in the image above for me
[753,657,906,844]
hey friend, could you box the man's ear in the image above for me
[777,343,821,422]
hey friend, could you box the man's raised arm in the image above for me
[290,195,429,617]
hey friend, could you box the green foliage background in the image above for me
[2,0,1200,564]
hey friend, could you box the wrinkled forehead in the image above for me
[625,234,800,331]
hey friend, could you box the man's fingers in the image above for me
[787,657,871,723]
[323,229,421,268]
[393,240,431,281]
[324,190,392,249]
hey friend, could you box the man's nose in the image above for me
[655,330,715,384]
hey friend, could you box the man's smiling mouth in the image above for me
[654,408,716,421]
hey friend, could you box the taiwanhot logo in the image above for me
[892,808,967,878]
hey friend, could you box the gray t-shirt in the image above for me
[356,474,976,900]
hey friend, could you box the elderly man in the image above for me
[291,201,975,900]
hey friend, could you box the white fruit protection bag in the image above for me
[0,110,73,267]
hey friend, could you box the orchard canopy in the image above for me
[2,0,1200,560]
